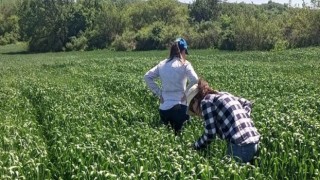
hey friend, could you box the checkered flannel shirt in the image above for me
[194,92,260,149]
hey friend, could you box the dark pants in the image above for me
[159,104,189,135]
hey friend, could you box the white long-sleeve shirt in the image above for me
[144,57,198,110]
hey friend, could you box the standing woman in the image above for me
[144,38,198,135]
[186,79,260,163]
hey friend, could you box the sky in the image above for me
[178,0,313,7]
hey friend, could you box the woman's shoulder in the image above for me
[202,92,229,102]
[201,93,218,102]
[200,94,218,108]
[161,58,169,63]
[218,91,229,95]
[180,59,194,68]
[157,59,169,66]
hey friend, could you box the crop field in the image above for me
[0,44,319,179]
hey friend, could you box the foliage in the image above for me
[135,21,178,50]
[18,0,73,52]
[65,32,88,51]
[272,39,289,51]
[0,46,319,179]
[1,0,320,51]
[87,1,127,49]
[0,1,20,45]
[111,30,136,51]
[189,0,220,22]
[284,8,320,48]
[125,0,188,31]
[218,14,235,50]
[187,21,221,49]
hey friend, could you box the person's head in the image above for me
[186,78,218,116]
[176,38,188,55]
[168,38,188,61]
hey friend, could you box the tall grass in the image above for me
[0,46,319,179]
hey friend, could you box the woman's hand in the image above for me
[181,94,186,102]
[160,95,164,104]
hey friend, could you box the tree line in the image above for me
[0,0,320,52]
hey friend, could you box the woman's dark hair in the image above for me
[192,78,218,109]
[167,42,181,62]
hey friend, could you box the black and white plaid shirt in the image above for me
[194,92,260,149]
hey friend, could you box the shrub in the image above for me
[85,30,107,50]
[187,21,221,49]
[65,34,88,51]
[135,21,169,51]
[111,30,136,51]
[0,32,19,45]
[272,39,289,51]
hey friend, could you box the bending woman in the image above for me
[186,79,260,163]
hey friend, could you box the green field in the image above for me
[0,44,319,179]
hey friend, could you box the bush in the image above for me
[135,21,168,51]
[85,30,107,50]
[0,32,19,45]
[0,15,20,45]
[218,15,235,50]
[28,35,63,52]
[272,39,289,51]
[111,30,136,51]
[65,34,88,51]
[187,21,221,49]
[284,9,319,48]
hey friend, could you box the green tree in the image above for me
[218,14,235,50]
[189,0,220,22]
[19,0,65,51]
[186,20,221,49]
[123,0,189,51]
[0,0,20,45]
[86,1,127,49]
[18,0,93,52]
[283,9,319,48]
[125,0,188,31]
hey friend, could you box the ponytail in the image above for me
[167,42,181,62]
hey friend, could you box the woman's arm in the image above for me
[194,102,216,150]
[144,64,161,98]
[185,63,199,90]
[237,96,253,116]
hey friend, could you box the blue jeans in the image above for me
[159,104,189,135]
[227,142,259,163]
